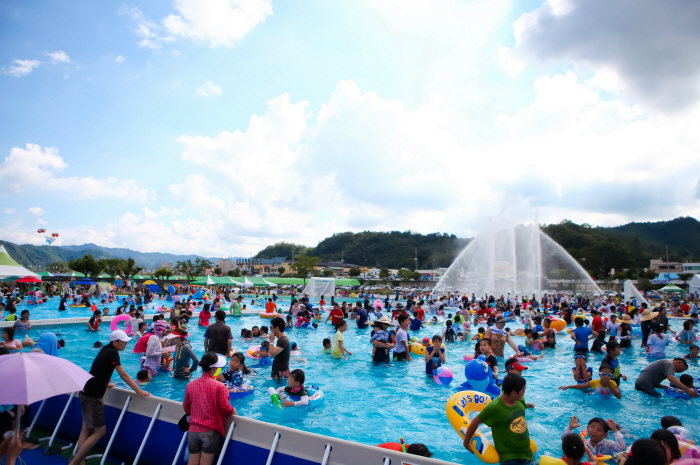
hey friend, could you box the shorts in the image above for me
[78,393,105,429]
[393,351,408,361]
[635,382,661,397]
[271,369,290,379]
[187,430,221,454]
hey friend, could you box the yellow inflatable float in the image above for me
[539,455,611,464]
[446,390,537,464]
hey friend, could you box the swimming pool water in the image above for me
[19,316,700,464]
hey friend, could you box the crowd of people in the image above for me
[2,286,700,465]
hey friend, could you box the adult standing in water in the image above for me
[229,296,243,317]
[484,316,521,358]
[268,317,290,380]
[58,293,68,311]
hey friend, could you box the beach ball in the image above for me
[434,367,454,385]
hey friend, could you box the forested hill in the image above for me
[0,240,118,268]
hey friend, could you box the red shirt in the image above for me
[183,373,235,436]
[415,308,425,321]
[591,316,603,332]
[329,308,344,325]
[265,301,277,313]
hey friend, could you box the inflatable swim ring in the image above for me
[509,355,533,363]
[550,319,566,332]
[665,387,700,400]
[246,346,263,359]
[446,390,536,464]
[110,313,132,334]
[260,312,279,319]
[70,304,88,307]
[464,355,474,362]
[539,455,611,464]
[268,385,324,407]
[228,379,255,399]
[410,342,426,356]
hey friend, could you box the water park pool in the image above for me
[16,316,700,464]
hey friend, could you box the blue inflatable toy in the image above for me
[460,355,501,398]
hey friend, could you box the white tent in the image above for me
[0,245,39,278]
[623,280,648,308]
[688,274,700,295]
[262,279,278,287]
[302,277,335,298]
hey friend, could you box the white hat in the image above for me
[212,355,227,368]
[109,329,132,342]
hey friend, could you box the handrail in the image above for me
[321,444,332,465]
[44,392,75,454]
[98,396,132,465]
[215,422,236,465]
[133,403,162,465]
[171,432,188,465]
[26,399,46,437]
[265,432,280,465]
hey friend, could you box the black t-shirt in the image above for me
[204,321,232,355]
[271,335,290,372]
[82,343,121,399]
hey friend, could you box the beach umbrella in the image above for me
[74,278,97,286]
[0,353,93,405]
[16,276,42,283]
[143,280,157,285]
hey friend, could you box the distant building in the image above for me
[682,263,700,273]
[649,259,682,273]
[159,261,174,269]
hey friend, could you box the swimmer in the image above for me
[562,417,625,457]
[322,338,331,352]
[136,369,152,384]
[87,310,102,331]
[559,364,621,399]
[268,369,309,407]
[220,352,254,394]
[93,341,103,348]
[685,344,699,360]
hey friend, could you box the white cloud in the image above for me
[195,80,222,97]
[46,50,70,63]
[511,0,700,112]
[0,144,155,203]
[6,59,41,77]
[4,208,15,214]
[28,207,44,215]
[115,55,125,63]
[37,218,48,225]
[163,0,272,48]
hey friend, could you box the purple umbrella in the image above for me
[0,353,93,404]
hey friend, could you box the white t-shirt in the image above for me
[606,321,620,338]
[395,328,408,353]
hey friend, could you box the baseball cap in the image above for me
[422,337,430,343]
[109,329,132,342]
[505,358,528,371]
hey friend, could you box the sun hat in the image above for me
[376,315,392,325]
[109,329,132,342]
[640,309,659,321]
[620,315,633,323]
[505,358,528,371]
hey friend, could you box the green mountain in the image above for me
[60,243,213,269]
[0,240,118,270]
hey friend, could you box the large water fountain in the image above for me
[434,217,601,299]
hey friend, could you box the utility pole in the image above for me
[414,247,418,271]
[666,245,669,263]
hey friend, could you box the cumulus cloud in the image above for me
[195,81,222,97]
[4,208,16,214]
[511,0,700,112]
[6,59,41,77]
[0,144,155,203]
[163,0,272,48]
[46,50,70,63]
[28,207,44,215]
[114,55,125,63]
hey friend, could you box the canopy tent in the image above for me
[228,277,250,287]
[689,274,700,295]
[0,245,39,278]
[265,277,305,285]
[189,275,242,286]
[659,283,686,294]
[334,279,361,286]
[37,271,53,277]
[623,280,649,308]
[190,276,217,286]
[302,277,335,298]
[245,277,269,287]
[262,278,278,287]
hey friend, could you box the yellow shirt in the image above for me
[589,379,617,397]
[332,330,344,358]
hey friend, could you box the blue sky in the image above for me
[2,0,700,256]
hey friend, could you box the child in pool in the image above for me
[572,354,593,384]
[312,308,322,320]
[286,315,293,329]
[525,330,542,351]
[590,329,607,354]
[136,369,152,385]
[424,335,445,376]
[268,369,310,407]
[684,344,699,359]
[250,341,271,365]
[87,310,102,331]
[14,310,31,331]
[251,326,260,337]
[322,338,331,352]
[562,417,625,457]
[259,326,269,338]
[134,322,147,339]
[559,364,621,399]
[470,327,485,341]
[560,433,597,465]
[220,352,254,394]
[331,320,352,360]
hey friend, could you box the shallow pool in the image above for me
[19,316,700,464]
